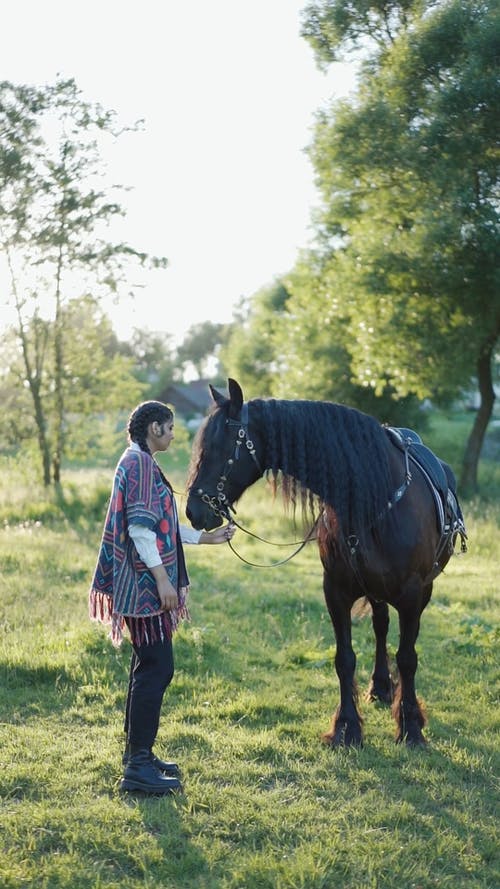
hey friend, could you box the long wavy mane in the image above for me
[254,398,393,538]
[189,397,395,542]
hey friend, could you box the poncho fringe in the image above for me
[89,588,190,647]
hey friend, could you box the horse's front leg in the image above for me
[322,573,363,748]
[392,591,430,746]
[366,598,394,704]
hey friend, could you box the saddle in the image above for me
[385,426,467,571]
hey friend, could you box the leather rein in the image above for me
[190,402,317,568]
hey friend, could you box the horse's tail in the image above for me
[351,597,371,619]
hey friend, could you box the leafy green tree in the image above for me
[277,258,425,427]
[0,296,145,466]
[0,78,166,484]
[220,281,291,396]
[121,328,178,398]
[302,0,418,62]
[176,320,228,380]
[221,272,424,425]
[300,0,499,492]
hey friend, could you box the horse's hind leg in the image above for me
[392,591,430,746]
[322,575,363,748]
[366,599,394,705]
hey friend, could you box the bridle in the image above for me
[192,402,262,522]
[190,401,318,568]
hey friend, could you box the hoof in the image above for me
[395,732,427,748]
[322,725,363,749]
[366,672,396,704]
[365,684,393,705]
[406,735,427,748]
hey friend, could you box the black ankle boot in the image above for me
[122,744,180,777]
[150,752,180,776]
[120,747,182,794]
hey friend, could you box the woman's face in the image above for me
[148,418,175,453]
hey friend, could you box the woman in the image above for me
[89,400,234,794]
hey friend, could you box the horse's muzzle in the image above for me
[185,502,223,532]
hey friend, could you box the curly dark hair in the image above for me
[127,401,174,454]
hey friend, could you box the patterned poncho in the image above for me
[89,446,189,645]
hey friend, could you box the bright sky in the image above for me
[2,0,356,344]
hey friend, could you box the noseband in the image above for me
[192,402,263,519]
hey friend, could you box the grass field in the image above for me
[0,421,498,889]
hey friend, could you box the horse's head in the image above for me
[186,378,264,530]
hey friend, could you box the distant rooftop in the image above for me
[159,379,214,417]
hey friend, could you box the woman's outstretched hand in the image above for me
[200,523,236,545]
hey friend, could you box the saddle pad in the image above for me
[385,426,450,503]
[385,426,467,565]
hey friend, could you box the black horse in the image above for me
[186,379,467,747]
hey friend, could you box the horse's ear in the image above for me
[209,384,227,408]
[227,378,244,419]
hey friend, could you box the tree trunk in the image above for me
[52,239,65,486]
[52,316,64,486]
[7,250,53,485]
[32,385,52,487]
[460,340,496,495]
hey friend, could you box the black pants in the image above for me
[123,635,175,750]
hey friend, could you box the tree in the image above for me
[0,296,145,465]
[0,78,166,484]
[220,281,292,396]
[276,258,426,427]
[300,0,499,492]
[176,320,229,380]
[220,272,424,426]
[121,328,178,398]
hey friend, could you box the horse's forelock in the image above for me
[186,403,228,487]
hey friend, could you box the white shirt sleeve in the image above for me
[129,522,202,567]
[180,524,203,545]
[128,523,162,567]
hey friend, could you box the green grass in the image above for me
[0,447,498,889]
